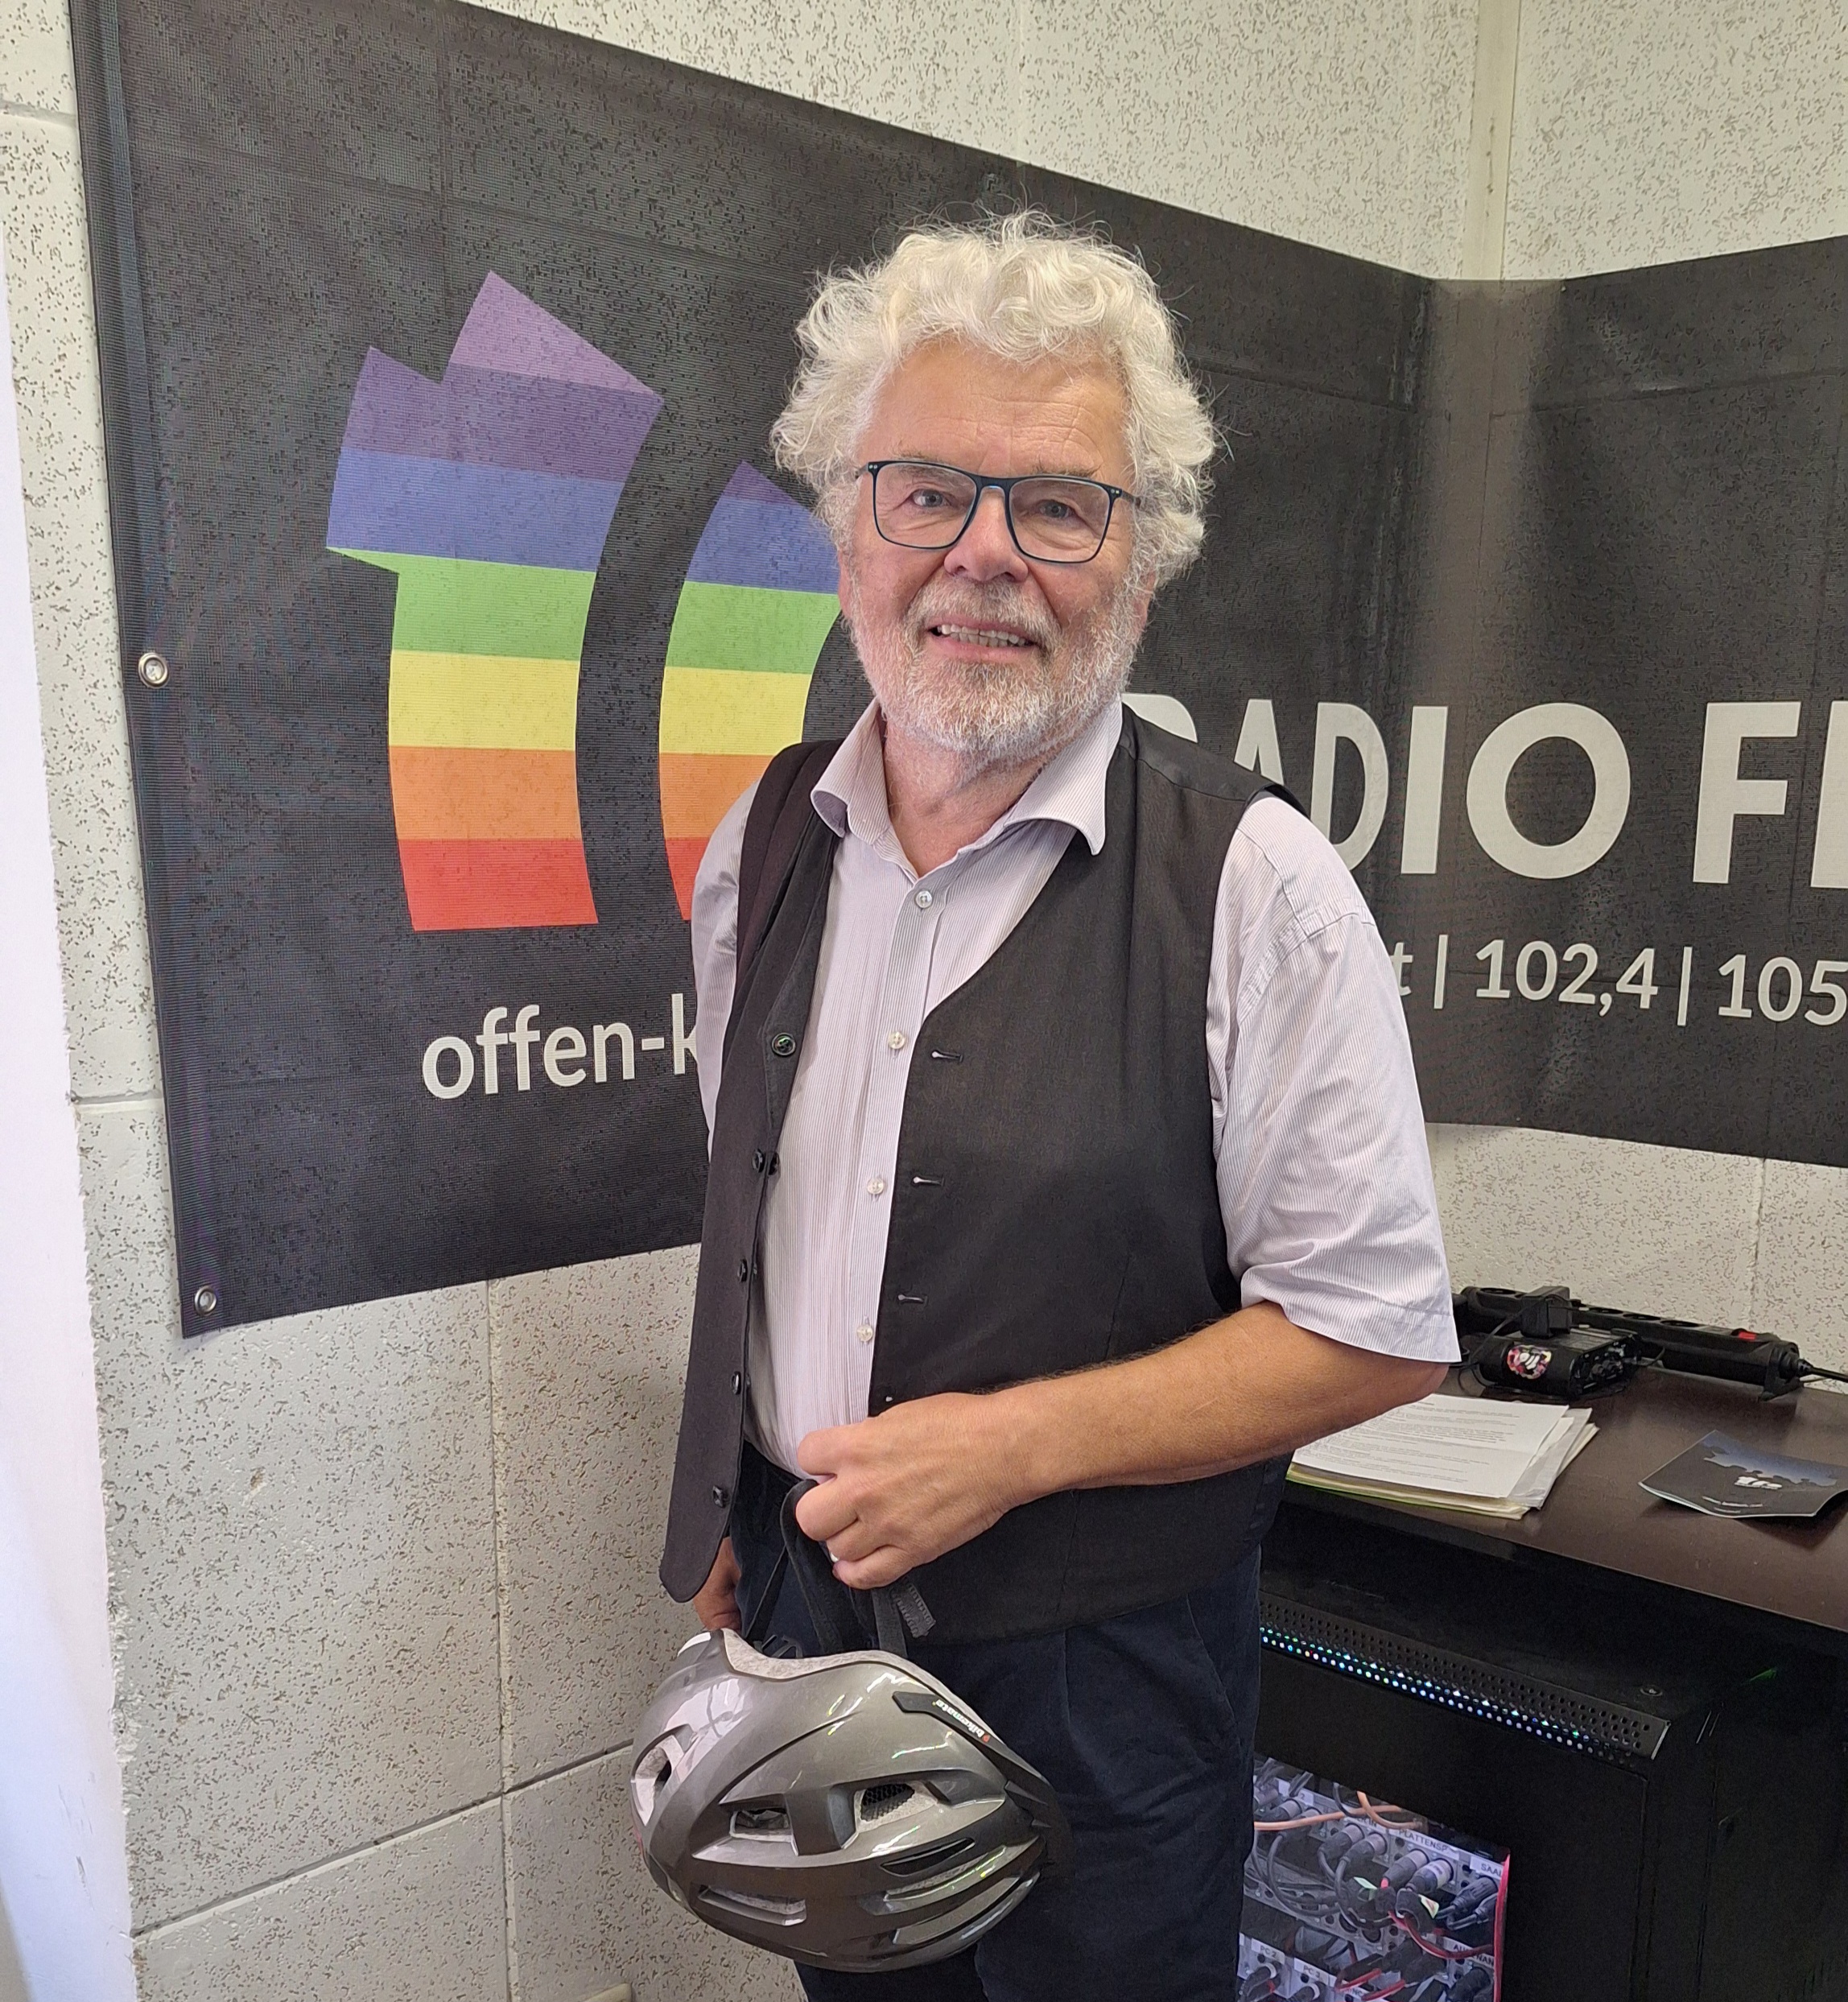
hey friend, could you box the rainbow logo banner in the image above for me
[658,464,840,915]
[328,274,662,930]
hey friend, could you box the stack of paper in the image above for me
[1288,1396,1596,1518]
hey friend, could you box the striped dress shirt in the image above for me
[692,697,1456,1476]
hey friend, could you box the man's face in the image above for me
[839,341,1152,769]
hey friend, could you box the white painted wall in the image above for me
[2,0,1846,1996]
[0,219,135,2002]
[1500,0,1848,277]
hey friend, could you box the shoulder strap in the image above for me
[734,738,840,994]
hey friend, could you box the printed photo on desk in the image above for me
[1640,1430,1848,1519]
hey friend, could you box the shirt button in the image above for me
[855,1323,875,1344]
[887,1030,906,1051]
[914,888,934,910]
[866,1176,886,1196]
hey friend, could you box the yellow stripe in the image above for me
[658,666,812,757]
[388,652,580,751]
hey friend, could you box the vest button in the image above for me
[732,1373,742,1394]
[753,1149,766,1172]
[712,1485,730,1506]
[771,1032,797,1058]
[736,1258,749,1282]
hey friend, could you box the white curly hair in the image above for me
[770,212,1215,588]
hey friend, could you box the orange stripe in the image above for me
[398,839,596,930]
[665,836,709,920]
[389,745,582,841]
[658,751,772,840]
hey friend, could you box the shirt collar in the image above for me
[811,697,1121,866]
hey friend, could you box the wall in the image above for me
[1501,0,1848,279]
[0,2,1480,1998]
[0,217,134,2002]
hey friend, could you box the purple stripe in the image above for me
[449,271,654,392]
[724,461,802,507]
[327,449,618,571]
[687,494,839,592]
[341,351,662,482]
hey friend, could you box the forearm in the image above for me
[794,1300,1450,1588]
[989,1301,1448,1509]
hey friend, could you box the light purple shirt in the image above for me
[692,697,1455,1474]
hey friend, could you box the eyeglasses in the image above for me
[860,459,1137,566]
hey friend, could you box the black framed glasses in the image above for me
[860,459,1137,566]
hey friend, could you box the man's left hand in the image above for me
[793,1393,1021,1589]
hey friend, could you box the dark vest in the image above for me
[660,712,1293,1643]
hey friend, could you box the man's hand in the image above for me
[794,1393,1024,1590]
[693,1535,742,1631]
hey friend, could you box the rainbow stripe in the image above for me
[658,464,839,916]
[329,274,662,930]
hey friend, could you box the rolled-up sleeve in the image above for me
[1208,797,1457,1363]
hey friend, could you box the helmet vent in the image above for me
[699,1886,806,1927]
[630,1738,679,1822]
[857,1782,918,1824]
[882,1835,976,1878]
[729,1802,791,1841]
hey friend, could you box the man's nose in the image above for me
[944,486,1030,583]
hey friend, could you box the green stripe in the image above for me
[663,580,839,675]
[338,551,596,660]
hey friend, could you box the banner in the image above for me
[71,0,1848,1331]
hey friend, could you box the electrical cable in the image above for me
[1390,1912,1484,1963]
[1358,1792,1424,1830]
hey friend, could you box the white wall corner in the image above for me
[0,215,136,2002]
[1458,0,1520,279]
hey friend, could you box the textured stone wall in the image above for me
[3,2,1842,1997]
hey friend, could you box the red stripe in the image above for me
[398,839,596,930]
[665,835,710,920]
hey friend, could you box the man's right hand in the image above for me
[694,1535,742,1631]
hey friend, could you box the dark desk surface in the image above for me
[1286,1370,1848,1641]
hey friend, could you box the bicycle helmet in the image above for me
[629,1625,1072,1971]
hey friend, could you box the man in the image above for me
[661,213,1455,2001]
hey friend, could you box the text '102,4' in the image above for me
[1387,940,1848,1029]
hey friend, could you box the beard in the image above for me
[841,563,1143,772]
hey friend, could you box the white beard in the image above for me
[842,565,1143,773]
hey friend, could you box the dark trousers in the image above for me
[729,1445,1261,2002]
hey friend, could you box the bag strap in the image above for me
[778,1480,934,1659]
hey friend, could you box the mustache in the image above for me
[902,578,1061,652]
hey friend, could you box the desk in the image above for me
[1256,1373,1848,2001]
[1290,1371,1848,1644]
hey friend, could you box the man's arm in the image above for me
[795,1305,1443,1587]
